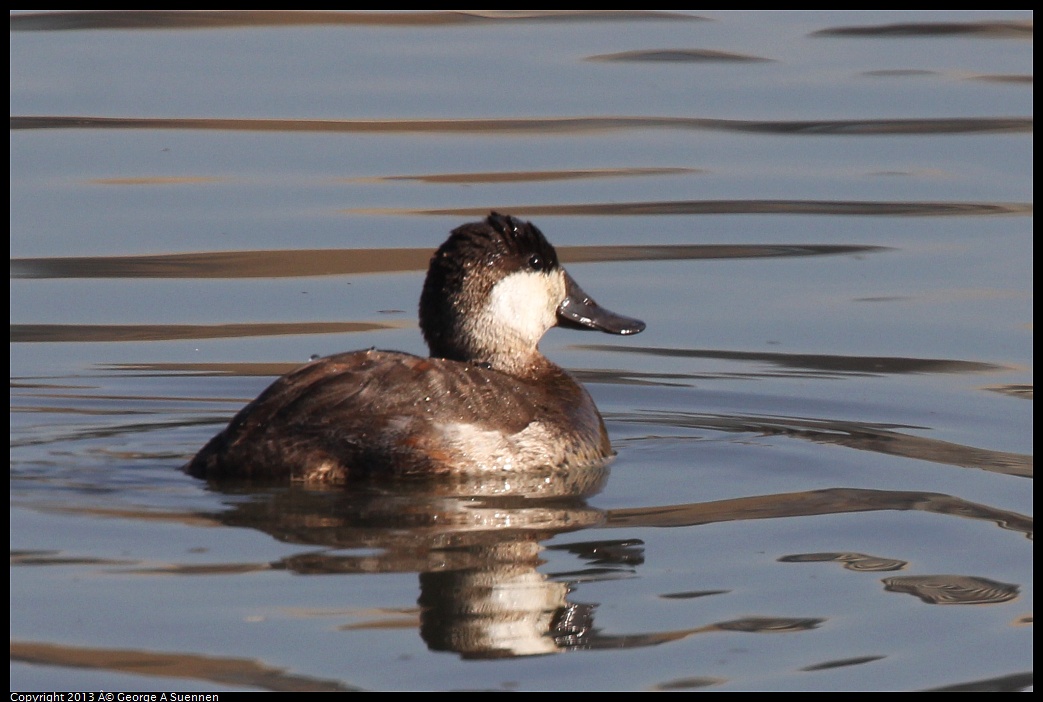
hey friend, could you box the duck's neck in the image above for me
[429,334,553,379]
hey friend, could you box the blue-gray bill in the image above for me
[557,271,646,335]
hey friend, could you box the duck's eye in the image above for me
[528,254,543,271]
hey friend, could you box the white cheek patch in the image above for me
[483,269,565,345]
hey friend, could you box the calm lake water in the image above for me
[10,10,1033,692]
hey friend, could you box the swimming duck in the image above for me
[185,212,645,483]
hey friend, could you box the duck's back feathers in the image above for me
[186,349,611,484]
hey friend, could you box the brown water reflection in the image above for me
[986,384,1033,400]
[579,345,1009,376]
[10,10,697,32]
[10,243,886,280]
[862,69,1033,84]
[10,321,406,344]
[14,11,1029,41]
[9,640,357,692]
[587,49,772,63]
[923,671,1035,693]
[10,115,1032,136]
[811,19,1032,38]
[778,552,908,572]
[390,200,1032,217]
[617,410,1032,479]
[799,655,887,672]
[366,166,700,184]
[604,488,1032,538]
[881,575,1020,605]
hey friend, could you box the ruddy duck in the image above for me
[186,212,645,483]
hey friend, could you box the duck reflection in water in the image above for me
[208,478,932,658]
[190,478,1030,659]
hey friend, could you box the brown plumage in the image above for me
[185,213,644,484]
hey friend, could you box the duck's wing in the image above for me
[256,350,541,432]
[186,350,549,481]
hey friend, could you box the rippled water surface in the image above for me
[10,10,1032,692]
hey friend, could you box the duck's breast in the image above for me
[186,349,610,482]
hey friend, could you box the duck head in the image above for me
[419,212,645,375]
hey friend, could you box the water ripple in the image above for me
[9,321,405,344]
[10,10,698,32]
[9,640,358,692]
[587,49,772,63]
[367,167,699,184]
[10,114,1032,136]
[882,575,1020,605]
[616,410,1032,478]
[812,19,1032,39]
[10,244,887,280]
[578,345,1009,376]
[391,200,1031,217]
